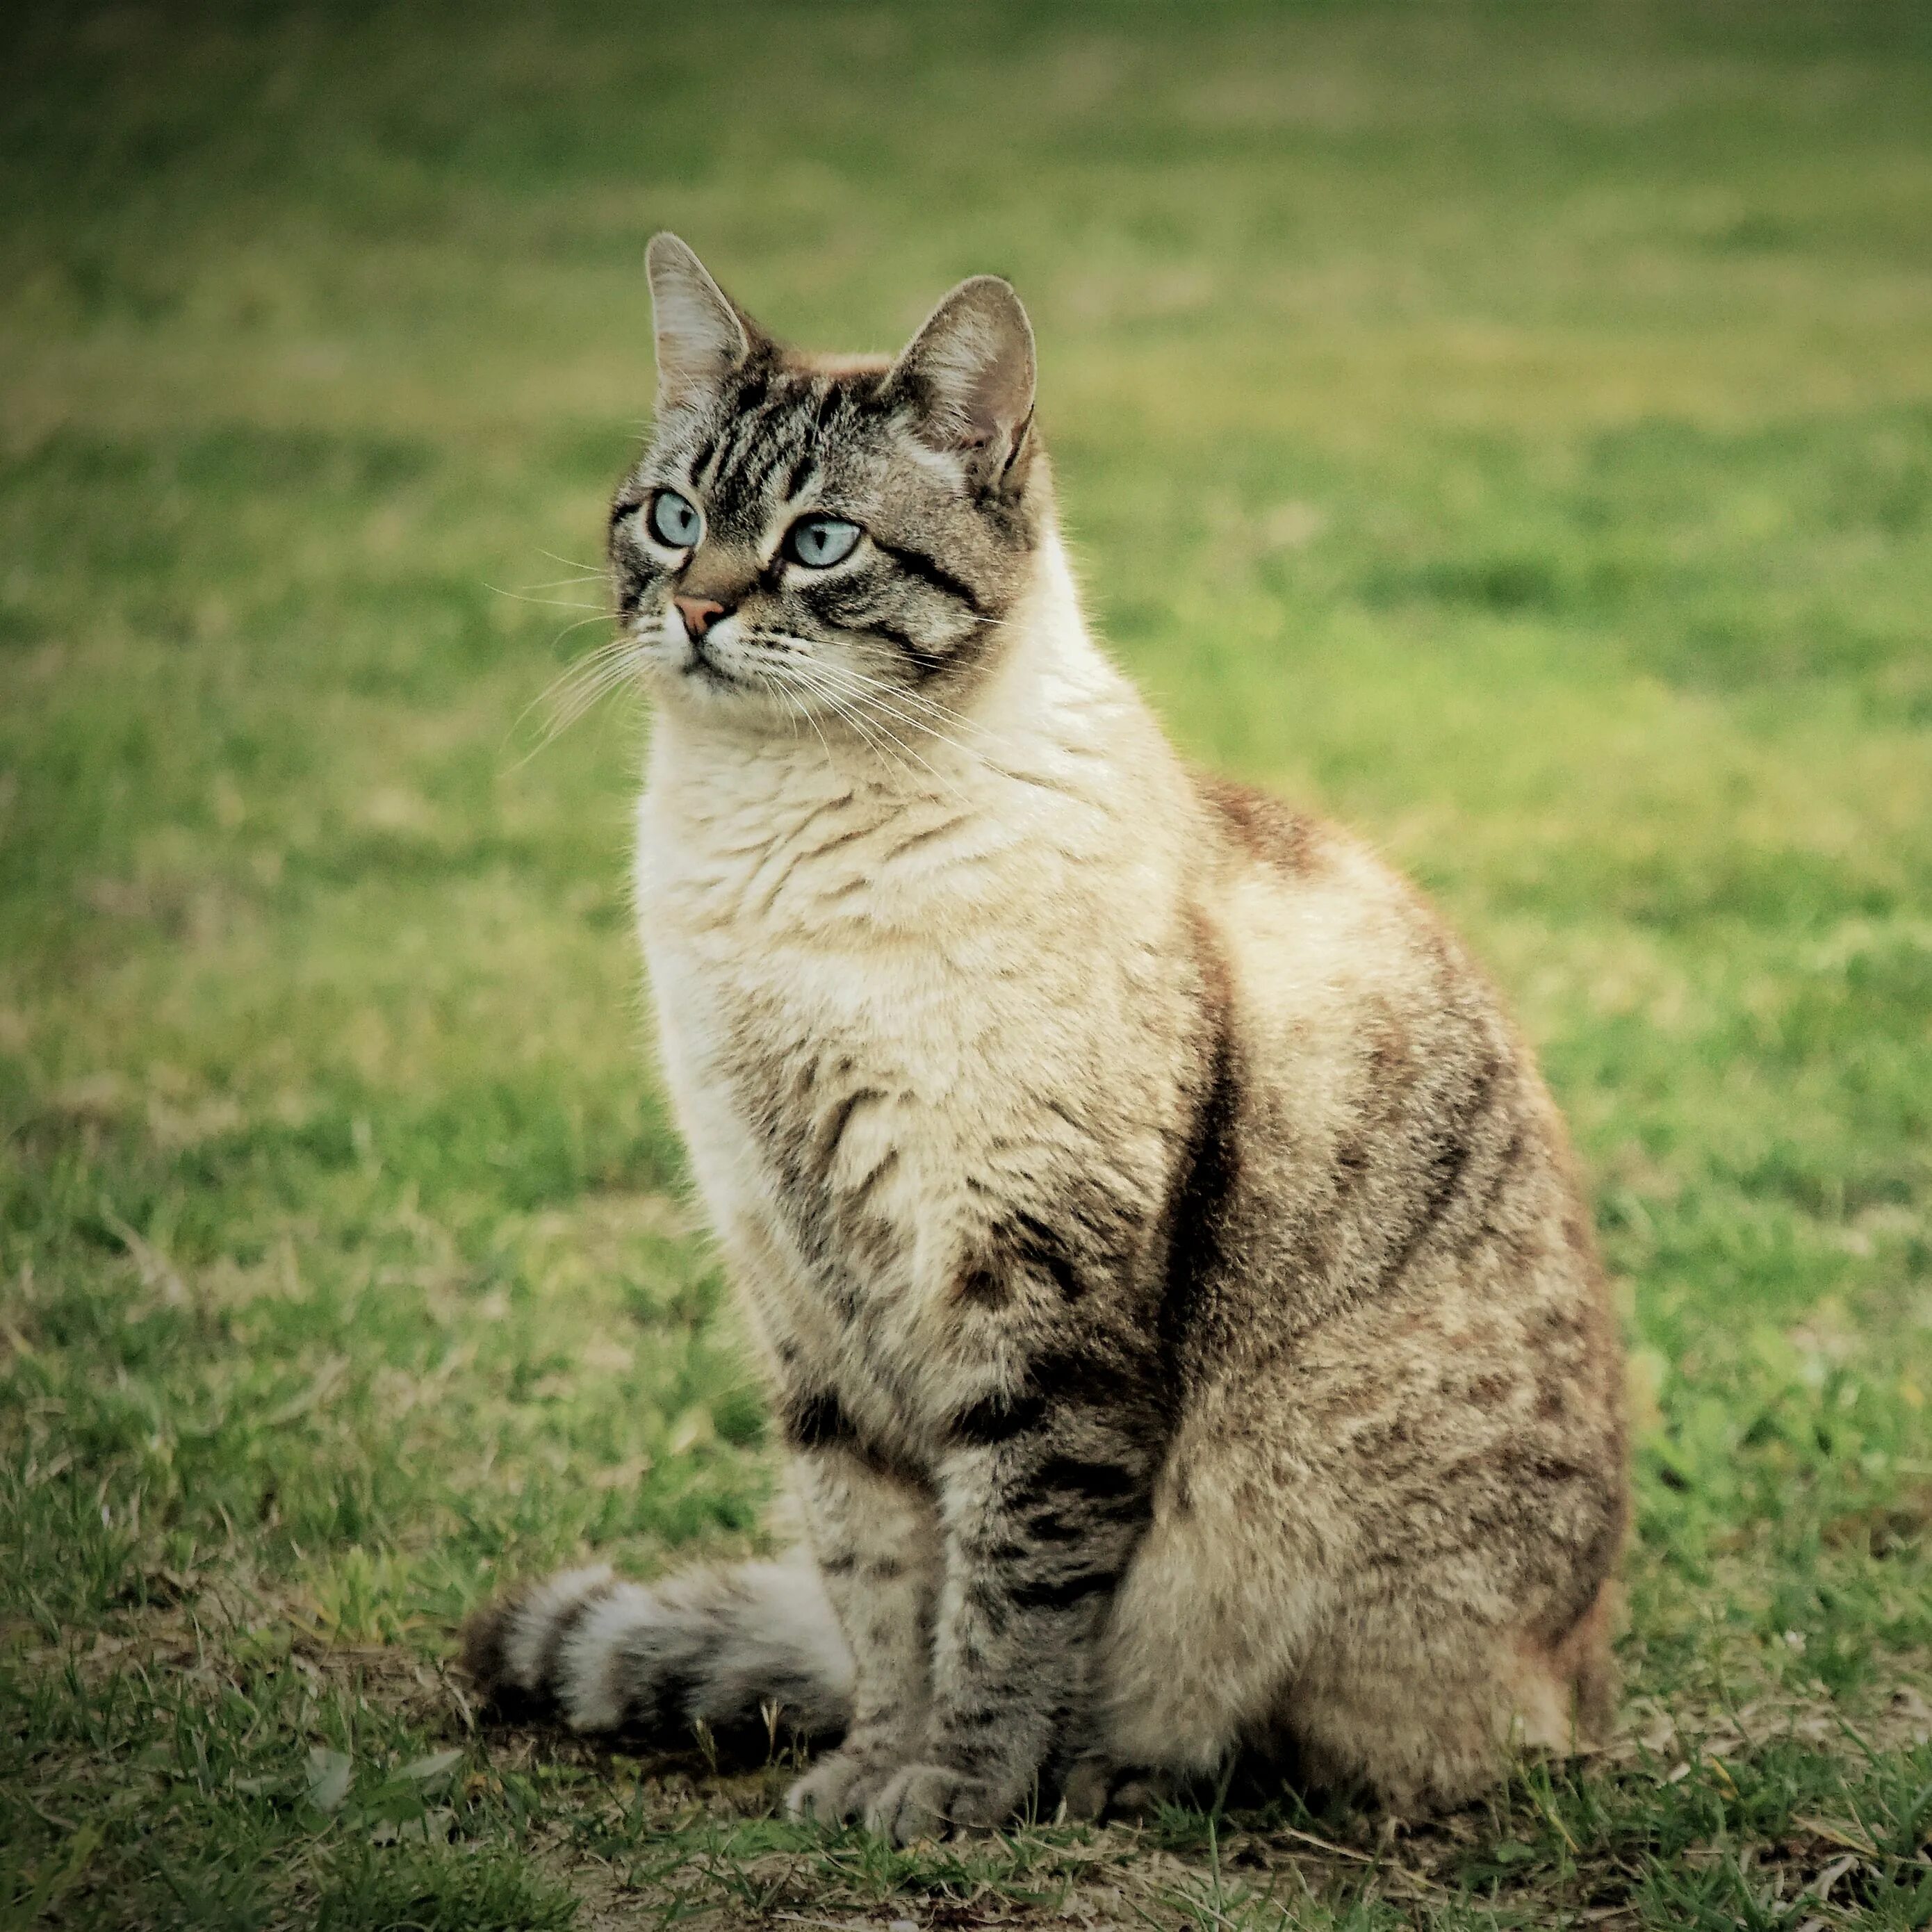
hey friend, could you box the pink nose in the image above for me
[674,596,728,640]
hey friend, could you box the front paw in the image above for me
[785,1742,901,1825]
[864,1762,1024,1845]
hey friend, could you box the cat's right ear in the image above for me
[646,234,763,408]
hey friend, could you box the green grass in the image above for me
[3,1,1931,1924]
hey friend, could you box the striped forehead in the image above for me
[668,365,881,543]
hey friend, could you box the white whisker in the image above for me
[778,659,961,794]
[773,655,928,784]
[509,623,653,764]
[746,632,1004,777]
[484,584,607,612]
[798,657,996,778]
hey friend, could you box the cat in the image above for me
[462,234,1628,1840]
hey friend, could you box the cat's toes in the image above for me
[1107,1770,1182,1821]
[1056,1757,1179,1824]
[785,1745,895,1825]
[865,1763,1015,1844]
[1058,1755,1116,1822]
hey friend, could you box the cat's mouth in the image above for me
[680,632,740,689]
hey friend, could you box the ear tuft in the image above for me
[888,275,1037,487]
[646,233,762,406]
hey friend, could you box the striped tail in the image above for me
[461,1554,853,1746]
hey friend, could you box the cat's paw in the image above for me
[863,1762,1019,1844]
[1058,1754,1115,1822]
[785,1744,900,1825]
[1106,1769,1184,1821]
[1058,1756,1183,1824]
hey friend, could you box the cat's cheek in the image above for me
[648,614,690,664]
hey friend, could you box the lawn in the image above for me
[3,1,1931,1925]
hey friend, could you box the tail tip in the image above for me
[458,1564,618,1714]
[459,1586,531,1708]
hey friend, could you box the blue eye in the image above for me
[648,489,702,548]
[784,515,862,568]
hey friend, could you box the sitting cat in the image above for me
[464,234,1627,1839]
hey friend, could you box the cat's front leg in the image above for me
[866,1368,1159,1843]
[781,1421,942,1825]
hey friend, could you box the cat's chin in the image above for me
[646,664,829,739]
[680,653,743,692]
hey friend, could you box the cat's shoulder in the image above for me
[1190,769,1329,881]
[1188,767,1505,1020]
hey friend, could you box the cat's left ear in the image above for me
[887,275,1037,492]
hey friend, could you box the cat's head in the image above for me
[609,234,1046,730]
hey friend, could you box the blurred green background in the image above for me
[3,3,1931,1926]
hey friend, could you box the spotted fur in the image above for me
[464,236,1628,1838]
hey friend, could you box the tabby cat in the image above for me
[463,235,1627,1840]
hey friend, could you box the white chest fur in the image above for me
[632,589,1195,1443]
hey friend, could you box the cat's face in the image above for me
[609,236,1043,732]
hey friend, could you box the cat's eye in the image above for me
[648,489,703,548]
[783,515,862,569]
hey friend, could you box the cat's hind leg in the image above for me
[1084,1397,1619,1817]
[1281,1574,1618,1810]
[1083,1457,1332,1804]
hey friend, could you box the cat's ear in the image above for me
[887,275,1037,491]
[646,233,764,407]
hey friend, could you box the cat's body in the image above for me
[465,238,1627,1837]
